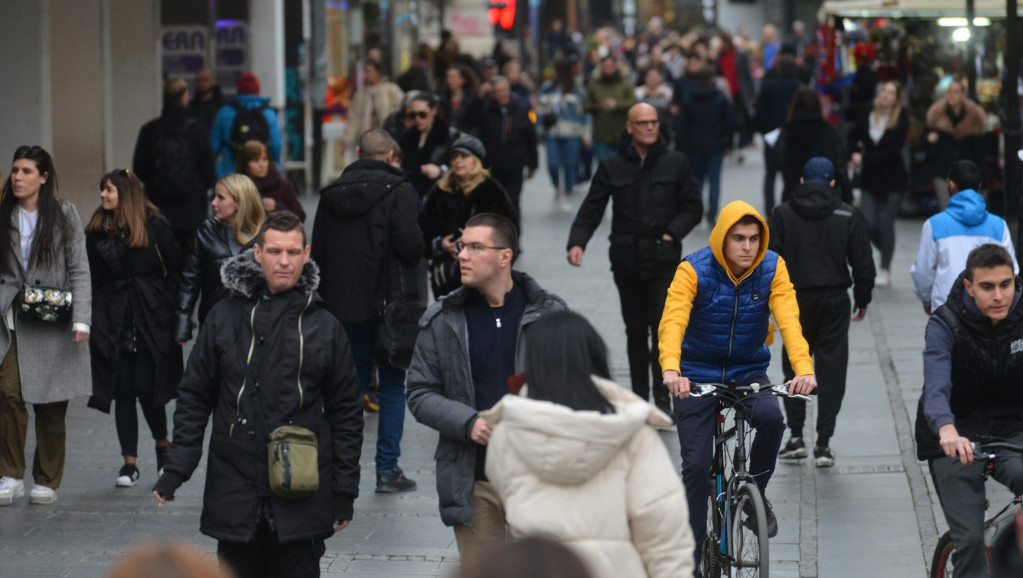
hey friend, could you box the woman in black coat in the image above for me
[85,169,183,488]
[174,174,265,342]
[419,135,516,299]
[777,86,851,204]
[234,140,307,221]
[848,80,910,286]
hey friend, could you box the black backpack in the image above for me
[229,102,270,151]
[154,119,199,194]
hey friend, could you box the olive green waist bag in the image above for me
[267,425,319,499]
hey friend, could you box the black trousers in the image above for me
[218,517,326,578]
[490,167,525,232]
[762,144,781,217]
[613,273,673,408]
[781,289,851,447]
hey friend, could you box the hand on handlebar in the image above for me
[663,370,691,399]
[786,374,817,397]
[939,424,974,464]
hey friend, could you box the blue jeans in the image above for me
[342,319,406,475]
[688,150,725,223]
[673,373,786,568]
[545,135,583,193]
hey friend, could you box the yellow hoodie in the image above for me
[657,200,813,379]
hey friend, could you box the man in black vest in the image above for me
[915,243,1023,578]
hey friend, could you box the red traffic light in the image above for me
[488,0,515,30]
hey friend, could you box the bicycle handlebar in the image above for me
[971,440,1023,459]
[688,382,812,402]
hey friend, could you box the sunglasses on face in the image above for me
[406,110,430,120]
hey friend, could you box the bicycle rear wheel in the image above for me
[930,532,955,578]
[732,482,769,577]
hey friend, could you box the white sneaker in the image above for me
[29,484,57,504]
[876,268,891,287]
[0,477,25,505]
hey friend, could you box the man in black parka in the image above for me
[567,102,703,417]
[154,212,363,578]
[312,129,424,493]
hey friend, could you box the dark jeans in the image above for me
[860,191,903,270]
[115,350,167,457]
[688,150,725,223]
[491,167,525,232]
[734,100,754,148]
[612,273,673,408]
[673,372,786,567]
[545,135,583,194]
[218,516,326,578]
[763,144,781,216]
[342,319,406,475]
[928,432,1023,578]
[781,290,850,447]
[578,143,594,183]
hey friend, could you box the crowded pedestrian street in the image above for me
[0,146,1008,577]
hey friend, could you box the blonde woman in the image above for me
[174,174,265,343]
[849,80,910,286]
[418,136,516,299]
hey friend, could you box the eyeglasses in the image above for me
[406,110,430,120]
[629,119,659,128]
[455,241,508,256]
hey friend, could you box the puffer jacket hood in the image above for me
[790,181,842,220]
[320,160,406,218]
[709,200,769,284]
[220,248,321,298]
[945,189,988,227]
[481,377,672,485]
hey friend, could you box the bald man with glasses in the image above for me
[567,102,703,419]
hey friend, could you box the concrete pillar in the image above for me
[249,0,286,109]
[107,0,161,170]
[0,1,52,161]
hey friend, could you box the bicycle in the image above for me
[688,381,811,578]
[929,438,1023,578]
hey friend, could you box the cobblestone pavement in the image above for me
[0,144,1007,577]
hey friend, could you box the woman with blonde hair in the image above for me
[174,174,264,343]
[85,169,182,487]
[418,136,516,298]
[234,140,306,221]
[848,80,910,286]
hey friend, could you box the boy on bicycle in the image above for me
[659,200,816,568]
[915,243,1023,578]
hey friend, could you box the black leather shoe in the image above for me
[376,468,417,493]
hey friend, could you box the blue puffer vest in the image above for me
[679,246,778,383]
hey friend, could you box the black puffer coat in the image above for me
[174,217,254,341]
[86,214,184,412]
[400,117,461,199]
[153,250,363,543]
[568,134,703,280]
[311,159,424,322]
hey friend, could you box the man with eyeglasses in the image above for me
[407,213,566,565]
[568,102,703,419]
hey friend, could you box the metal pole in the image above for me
[1006,0,1023,261]
[967,0,978,100]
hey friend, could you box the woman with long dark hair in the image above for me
[439,64,479,131]
[234,140,306,221]
[480,311,694,578]
[776,86,850,204]
[0,145,92,506]
[174,174,265,343]
[85,169,183,487]
[849,80,910,286]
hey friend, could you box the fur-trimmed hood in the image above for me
[220,248,321,299]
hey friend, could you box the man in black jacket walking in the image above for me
[154,212,364,578]
[133,78,217,249]
[472,76,538,231]
[312,128,424,493]
[567,102,703,416]
[769,158,874,466]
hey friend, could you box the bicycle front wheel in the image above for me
[930,532,955,578]
[732,482,769,577]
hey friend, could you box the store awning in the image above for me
[819,0,1021,18]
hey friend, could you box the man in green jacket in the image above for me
[584,55,637,162]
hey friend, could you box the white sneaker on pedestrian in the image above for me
[29,484,57,504]
[876,268,890,287]
[0,477,24,505]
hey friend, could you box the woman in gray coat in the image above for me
[0,146,92,506]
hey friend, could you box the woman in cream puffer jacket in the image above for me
[481,311,694,578]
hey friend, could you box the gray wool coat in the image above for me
[0,201,92,404]
[405,271,567,527]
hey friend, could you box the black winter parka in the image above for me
[311,159,424,322]
[153,251,363,543]
[568,134,703,280]
[470,98,538,172]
